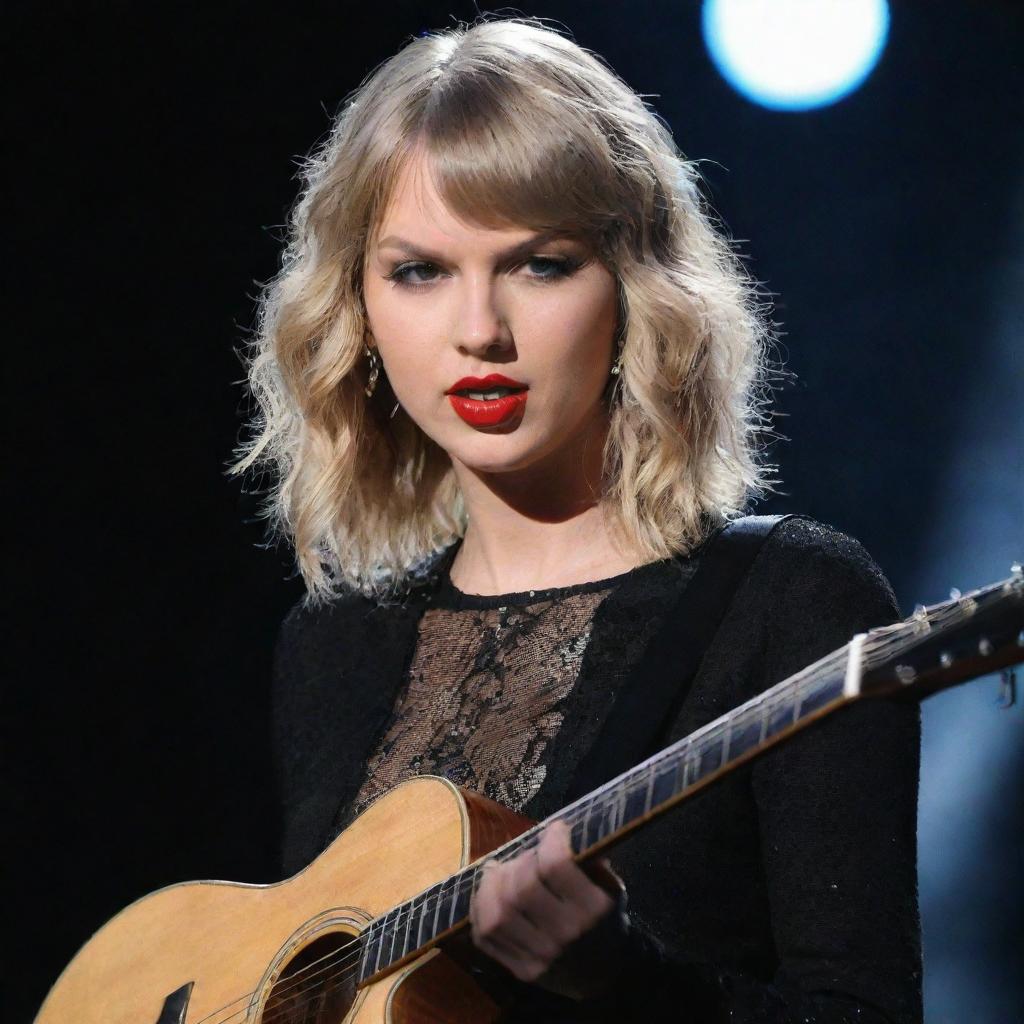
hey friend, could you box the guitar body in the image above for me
[35,777,533,1024]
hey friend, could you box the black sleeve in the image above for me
[269,593,366,879]
[615,520,923,1023]
[269,599,312,878]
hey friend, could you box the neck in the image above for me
[448,409,645,594]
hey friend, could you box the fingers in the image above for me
[534,824,616,924]
[471,859,557,981]
[469,821,618,984]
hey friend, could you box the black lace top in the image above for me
[349,557,687,822]
[272,517,922,1023]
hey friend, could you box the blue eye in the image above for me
[387,262,439,287]
[384,255,580,289]
[523,256,577,280]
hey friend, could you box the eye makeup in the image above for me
[384,254,583,289]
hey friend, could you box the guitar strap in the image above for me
[564,513,794,803]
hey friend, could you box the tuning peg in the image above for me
[1011,562,1022,577]
[949,587,962,601]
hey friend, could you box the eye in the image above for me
[386,261,440,288]
[521,256,579,281]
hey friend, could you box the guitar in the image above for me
[34,569,1024,1024]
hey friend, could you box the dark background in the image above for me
[7,2,1022,1022]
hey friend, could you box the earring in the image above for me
[364,345,380,398]
[610,337,624,377]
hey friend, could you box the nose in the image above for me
[452,274,513,359]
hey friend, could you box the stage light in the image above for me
[702,0,890,112]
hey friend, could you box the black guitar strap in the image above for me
[565,513,794,803]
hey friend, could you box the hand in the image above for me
[468,820,623,997]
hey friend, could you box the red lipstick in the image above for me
[445,373,529,428]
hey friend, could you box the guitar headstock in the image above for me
[859,565,1024,701]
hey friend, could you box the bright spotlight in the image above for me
[702,0,890,112]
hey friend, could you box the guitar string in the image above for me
[199,602,981,1024]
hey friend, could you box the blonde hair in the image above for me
[232,15,776,604]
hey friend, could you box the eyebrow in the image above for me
[374,229,575,264]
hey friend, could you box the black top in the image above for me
[271,517,922,1022]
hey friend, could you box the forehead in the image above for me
[373,148,558,251]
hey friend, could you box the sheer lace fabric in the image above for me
[351,586,616,817]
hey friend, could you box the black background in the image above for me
[7,3,1023,1021]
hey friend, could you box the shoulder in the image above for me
[682,516,904,705]
[274,588,373,673]
[276,543,456,660]
[733,515,901,668]
[272,579,433,702]
[750,515,897,611]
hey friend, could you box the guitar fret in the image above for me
[592,799,606,844]
[432,884,452,937]
[372,916,386,975]
[800,673,845,715]
[623,772,648,822]
[582,799,600,848]
[701,730,724,774]
[604,793,617,836]
[402,893,416,958]
[766,691,797,737]
[730,708,762,759]
[570,809,586,852]
[416,889,428,949]
[389,907,403,967]
[431,882,444,938]
[420,884,437,944]
[359,929,374,982]
[448,874,460,929]
[457,870,474,921]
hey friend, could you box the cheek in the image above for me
[534,284,617,386]
[363,285,434,388]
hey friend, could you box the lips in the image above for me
[445,374,529,428]
[444,373,529,395]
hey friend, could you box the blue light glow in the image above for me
[702,0,890,112]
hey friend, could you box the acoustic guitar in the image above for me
[34,569,1024,1024]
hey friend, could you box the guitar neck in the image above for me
[357,572,1023,983]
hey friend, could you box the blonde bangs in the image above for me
[416,80,619,249]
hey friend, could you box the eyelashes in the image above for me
[384,255,582,289]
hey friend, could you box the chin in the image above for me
[450,447,536,476]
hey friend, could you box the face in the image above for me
[362,150,619,482]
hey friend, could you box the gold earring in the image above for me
[364,345,380,398]
[610,337,624,376]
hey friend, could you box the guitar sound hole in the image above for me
[262,932,358,1024]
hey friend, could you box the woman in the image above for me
[234,15,921,1023]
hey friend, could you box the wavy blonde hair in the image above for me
[232,15,776,603]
